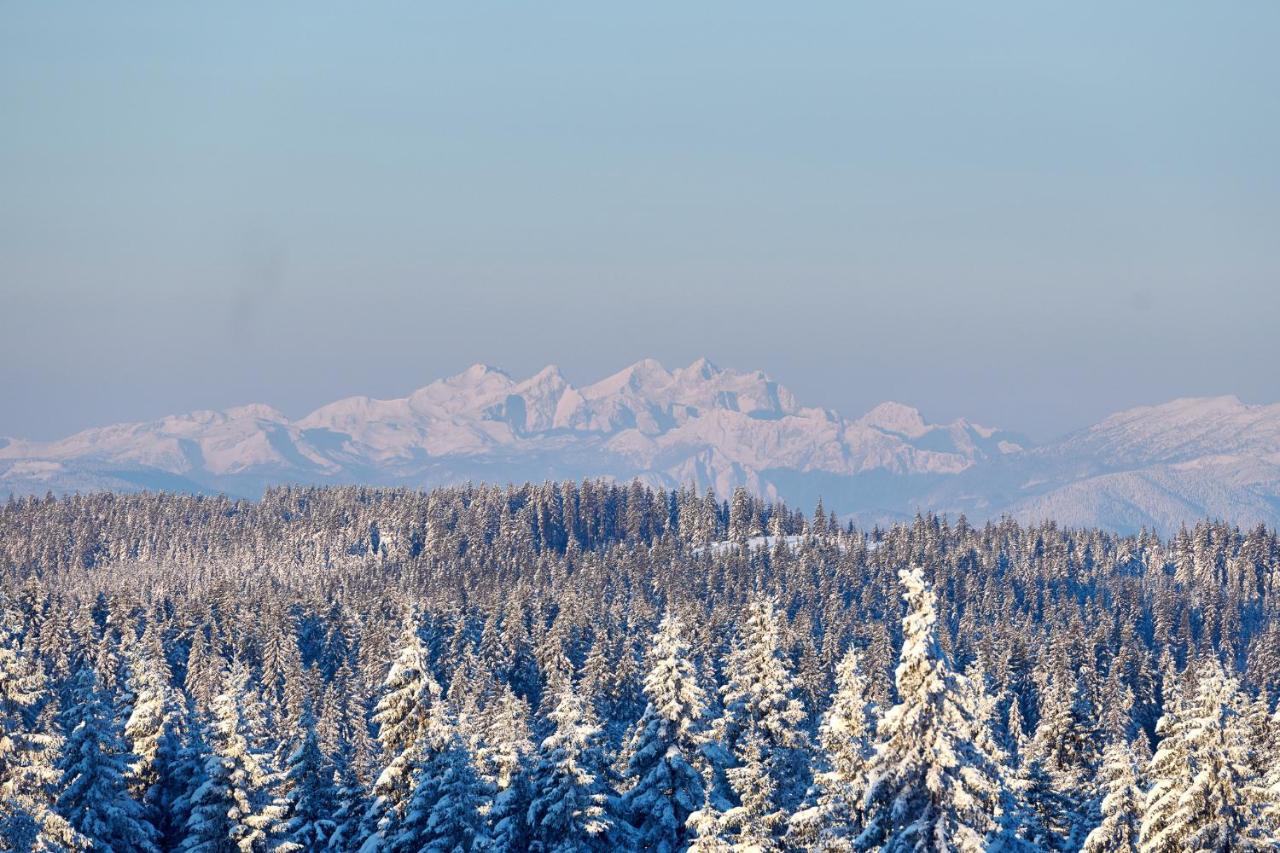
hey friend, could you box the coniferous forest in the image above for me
[2,482,1279,852]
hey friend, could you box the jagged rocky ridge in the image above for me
[3,358,1279,533]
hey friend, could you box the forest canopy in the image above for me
[1,482,1278,851]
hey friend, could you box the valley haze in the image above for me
[3,357,1277,536]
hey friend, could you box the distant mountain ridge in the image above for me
[3,359,1278,534]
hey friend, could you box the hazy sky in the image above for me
[3,3,1278,442]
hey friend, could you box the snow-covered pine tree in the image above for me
[389,697,455,851]
[182,658,287,853]
[0,608,80,851]
[1022,666,1102,847]
[477,683,532,792]
[487,762,535,853]
[526,682,627,852]
[1080,739,1143,853]
[1138,656,1192,853]
[857,566,1011,852]
[396,719,488,853]
[358,608,442,851]
[791,645,876,850]
[684,795,734,853]
[325,732,366,852]
[712,595,811,844]
[728,487,761,545]
[184,626,221,714]
[124,620,177,799]
[149,703,202,851]
[721,730,782,850]
[280,705,338,852]
[619,613,707,852]
[478,684,535,851]
[1259,703,1280,845]
[1164,660,1269,851]
[180,723,239,853]
[54,666,159,852]
[580,633,614,718]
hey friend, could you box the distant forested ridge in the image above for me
[1,482,1278,851]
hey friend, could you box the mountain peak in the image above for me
[583,359,672,399]
[682,356,722,379]
[223,403,287,422]
[859,401,929,437]
[459,362,509,380]
[528,364,565,382]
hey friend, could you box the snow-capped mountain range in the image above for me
[3,358,1278,534]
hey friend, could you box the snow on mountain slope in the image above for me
[1050,396,1280,468]
[1,360,1277,534]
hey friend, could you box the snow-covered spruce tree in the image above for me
[150,703,204,851]
[1161,660,1268,851]
[280,705,338,852]
[1022,667,1102,847]
[389,697,457,851]
[1138,657,1192,853]
[791,645,876,850]
[180,723,240,852]
[424,738,490,852]
[619,613,708,852]
[728,487,762,545]
[1080,739,1143,853]
[857,566,1012,852]
[358,608,442,851]
[684,795,734,853]
[526,682,628,853]
[124,620,177,799]
[712,595,811,845]
[1260,704,1280,845]
[54,666,159,852]
[0,608,81,851]
[478,685,535,851]
[395,711,488,853]
[184,626,221,714]
[324,733,366,853]
[182,658,287,853]
[721,730,782,850]
[487,761,535,853]
[476,683,533,792]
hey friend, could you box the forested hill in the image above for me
[1,482,1279,850]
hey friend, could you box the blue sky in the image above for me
[3,2,1278,441]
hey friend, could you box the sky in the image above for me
[3,2,1278,443]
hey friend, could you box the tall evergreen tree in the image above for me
[124,621,177,800]
[325,733,366,853]
[280,706,338,852]
[396,720,488,853]
[791,646,876,850]
[358,609,441,851]
[0,611,79,850]
[182,660,286,853]
[713,596,811,844]
[1022,667,1102,846]
[619,614,708,852]
[1139,658,1192,853]
[526,683,627,853]
[479,686,535,851]
[149,704,203,851]
[1166,661,1268,851]
[857,567,1011,852]
[1081,740,1143,853]
[54,667,159,852]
